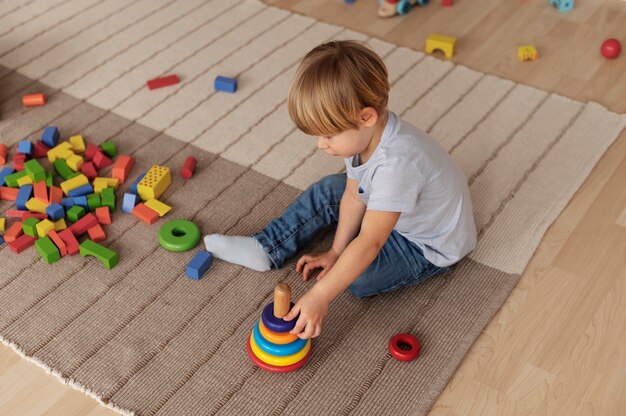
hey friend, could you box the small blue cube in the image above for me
[122,193,139,213]
[17,141,34,156]
[41,126,59,148]
[186,251,213,280]
[46,203,65,221]
[214,76,237,93]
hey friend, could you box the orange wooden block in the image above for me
[47,230,68,257]
[111,155,135,184]
[87,223,106,242]
[33,180,48,202]
[58,229,80,255]
[9,234,37,253]
[132,203,159,224]
[0,143,7,165]
[22,93,46,107]
[49,186,63,204]
[95,206,111,225]
[0,187,19,201]
[4,222,23,243]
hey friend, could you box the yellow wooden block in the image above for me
[36,219,55,238]
[137,165,171,201]
[93,177,120,193]
[0,217,5,232]
[60,174,89,195]
[425,33,456,58]
[144,199,172,217]
[26,198,48,214]
[69,135,86,154]
[16,175,34,187]
[47,142,74,163]
[66,154,84,172]
[53,218,67,231]
[517,45,538,62]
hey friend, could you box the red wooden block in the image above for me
[180,156,197,179]
[33,180,48,202]
[47,230,68,257]
[442,0,453,6]
[22,212,48,221]
[146,74,180,90]
[22,93,46,107]
[132,203,159,224]
[87,223,106,242]
[92,151,113,169]
[0,187,19,201]
[0,143,7,165]
[33,141,51,158]
[9,234,37,253]
[4,222,23,243]
[13,153,27,171]
[85,143,100,161]
[80,161,97,180]
[95,206,111,225]
[49,186,63,204]
[111,155,135,183]
[5,209,30,218]
[69,213,98,236]
[58,229,80,255]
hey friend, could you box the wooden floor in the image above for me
[2,0,625,414]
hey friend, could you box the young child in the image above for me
[204,40,477,340]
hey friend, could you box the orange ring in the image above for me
[258,319,298,344]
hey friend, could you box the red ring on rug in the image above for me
[388,333,420,362]
[246,336,311,373]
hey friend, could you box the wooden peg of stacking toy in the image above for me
[246,283,312,373]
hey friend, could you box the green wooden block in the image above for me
[4,170,28,188]
[66,205,85,223]
[53,159,79,181]
[45,170,53,187]
[87,193,101,211]
[99,140,117,158]
[35,236,61,264]
[22,217,40,237]
[80,240,118,269]
[101,188,115,211]
[24,159,46,182]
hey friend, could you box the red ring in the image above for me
[388,333,420,362]
[246,336,311,373]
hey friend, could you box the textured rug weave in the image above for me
[1,1,625,415]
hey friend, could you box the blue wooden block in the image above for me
[16,185,33,210]
[0,235,4,246]
[0,167,15,186]
[73,196,88,209]
[130,172,146,195]
[41,126,60,148]
[68,184,94,197]
[61,197,76,209]
[186,251,213,280]
[46,203,65,221]
[122,193,139,213]
[214,76,237,93]
[18,141,34,156]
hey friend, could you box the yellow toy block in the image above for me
[69,135,86,154]
[144,199,172,217]
[0,217,5,232]
[54,218,67,231]
[60,174,89,195]
[66,154,84,172]
[16,175,34,187]
[517,45,538,62]
[137,165,171,201]
[47,142,74,163]
[26,198,48,214]
[36,219,55,237]
[425,33,457,59]
[93,177,120,193]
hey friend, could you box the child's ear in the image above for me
[359,107,378,127]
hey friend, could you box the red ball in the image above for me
[601,39,621,59]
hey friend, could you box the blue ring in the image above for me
[261,302,296,332]
[253,321,307,356]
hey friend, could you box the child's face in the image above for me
[316,108,383,158]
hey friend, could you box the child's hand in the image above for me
[296,249,340,281]
[283,287,330,340]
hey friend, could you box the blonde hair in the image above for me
[287,40,389,136]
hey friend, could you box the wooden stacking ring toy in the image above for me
[258,319,298,344]
[388,333,421,362]
[246,337,311,373]
[253,321,307,356]
[158,220,201,252]
[249,332,311,366]
[261,302,296,333]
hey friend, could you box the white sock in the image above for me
[203,234,272,272]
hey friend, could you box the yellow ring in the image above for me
[258,319,298,344]
[249,333,311,367]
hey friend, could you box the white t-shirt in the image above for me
[345,112,476,267]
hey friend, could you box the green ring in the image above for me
[158,220,201,252]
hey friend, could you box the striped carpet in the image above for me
[1,0,625,415]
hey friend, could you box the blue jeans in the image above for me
[252,174,451,298]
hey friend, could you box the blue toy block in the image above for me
[548,0,574,12]
[18,141,34,156]
[73,196,89,209]
[61,197,76,209]
[122,193,139,213]
[0,235,4,245]
[41,126,60,148]
[130,172,146,195]
[68,183,94,197]
[0,167,15,186]
[214,76,237,93]
[16,185,33,210]
[46,203,65,221]
[186,251,213,280]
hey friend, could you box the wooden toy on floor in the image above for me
[22,93,46,107]
[548,0,574,12]
[186,251,213,280]
[388,333,421,361]
[158,219,201,252]
[137,165,171,201]
[147,74,180,90]
[214,76,237,93]
[180,156,197,179]
[425,33,456,58]
[518,45,539,61]
[601,39,621,59]
[247,283,312,373]
[377,0,428,18]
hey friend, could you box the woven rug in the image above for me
[1,1,625,415]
